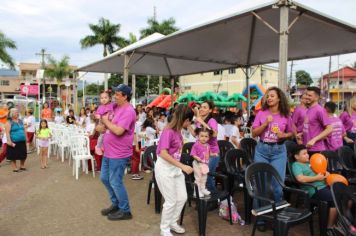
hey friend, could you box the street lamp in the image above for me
[24,79,31,109]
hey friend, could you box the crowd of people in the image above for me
[0,83,356,235]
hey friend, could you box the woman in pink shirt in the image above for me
[341,96,356,146]
[194,101,220,192]
[252,87,293,202]
[155,104,194,236]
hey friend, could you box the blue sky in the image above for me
[0,0,355,83]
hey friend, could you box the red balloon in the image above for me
[326,174,349,186]
[310,153,327,174]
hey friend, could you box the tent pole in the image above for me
[159,76,163,94]
[278,1,289,92]
[245,66,250,120]
[123,54,129,85]
[132,74,136,105]
[170,77,174,109]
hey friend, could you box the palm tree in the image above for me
[80,17,128,57]
[140,17,179,39]
[45,56,73,100]
[0,31,17,68]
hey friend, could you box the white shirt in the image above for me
[217,124,226,141]
[157,120,167,132]
[24,115,36,133]
[54,115,65,124]
[223,124,234,139]
[230,126,241,147]
[1,132,6,144]
[85,122,95,135]
[138,112,146,123]
[141,126,156,147]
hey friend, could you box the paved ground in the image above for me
[0,151,314,236]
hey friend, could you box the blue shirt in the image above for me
[10,120,26,142]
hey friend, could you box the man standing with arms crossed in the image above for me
[98,84,136,221]
[297,87,333,155]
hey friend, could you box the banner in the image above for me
[20,84,39,96]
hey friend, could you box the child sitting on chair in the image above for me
[291,144,337,228]
[190,127,212,197]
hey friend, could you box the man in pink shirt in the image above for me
[98,84,136,221]
[297,87,333,154]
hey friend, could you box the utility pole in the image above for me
[327,56,332,100]
[35,49,50,103]
[153,5,157,21]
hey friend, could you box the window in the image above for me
[213,70,223,75]
[228,68,236,74]
[0,80,9,86]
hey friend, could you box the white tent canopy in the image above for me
[78,0,356,78]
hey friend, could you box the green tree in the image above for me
[351,61,356,69]
[0,31,17,68]
[45,55,73,99]
[296,70,313,86]
[140,17,179,39]
[80,18,128,57]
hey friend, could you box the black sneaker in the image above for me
[107,210,132,221]
[101,205,119,216]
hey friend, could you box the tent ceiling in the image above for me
[78,0,356,76]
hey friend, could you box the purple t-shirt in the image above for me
[156,128,183,161]
[292,105,307,133]
[252,109,293,143]
[302,104,331,152]
[326,115,345,151]
[339,112,352,132]
[103,103,136,159]
[196,118,219,154]
[350,114,356,133]
[190,142,210,164]
[95,102,115,118]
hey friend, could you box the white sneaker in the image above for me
[160,230,173,236]
[201,189,211,196]
[170,224,185,234]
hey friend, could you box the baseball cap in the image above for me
[112,84,132,95]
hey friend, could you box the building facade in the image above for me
[178,65,279,95]
[0,69,21,100]
[321,66,356,106]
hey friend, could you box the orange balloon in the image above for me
[326,174,349,186]
[310,153,327,174]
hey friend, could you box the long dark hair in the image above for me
[167,104,194,132]
[142,118,156,130]
[262,87,290,117]
[201,100,214,123]
[38,119,49,132]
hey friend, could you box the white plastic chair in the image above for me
[57,129,71,162]
[70,135,95,180]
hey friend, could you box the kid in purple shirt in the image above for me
[292,94,307,133]
[190,127,212,197]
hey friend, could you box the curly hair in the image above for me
[262,87,290,117]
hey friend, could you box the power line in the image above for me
[35,49,51,102]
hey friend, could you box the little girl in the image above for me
[95,91,115,155]
[36,119,51,169]
[230,116,241,148]
[190,127,212,197]
[140,118,158,148]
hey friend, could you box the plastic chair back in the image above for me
[224,149,249,175]
[182,142,194,155]
[143,145,157,169]
[240,138,257,163]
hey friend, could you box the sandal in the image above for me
[13,169,19,172]
[19,167,27,171]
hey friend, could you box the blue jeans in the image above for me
[207,155,220,192]
[254,142,287,202]
[100,157,131,213]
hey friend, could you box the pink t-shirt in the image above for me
[103,103,136,159]
[292,105,307,133]
[302,104,331,152]
[95,103,115,118]
[350,113,356,133]
[156,128,183,161]
[252,109,293,143]
[196,118,219,154]
[326,115,345,151]
[190,142,210,164]
[339,111,353,132]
